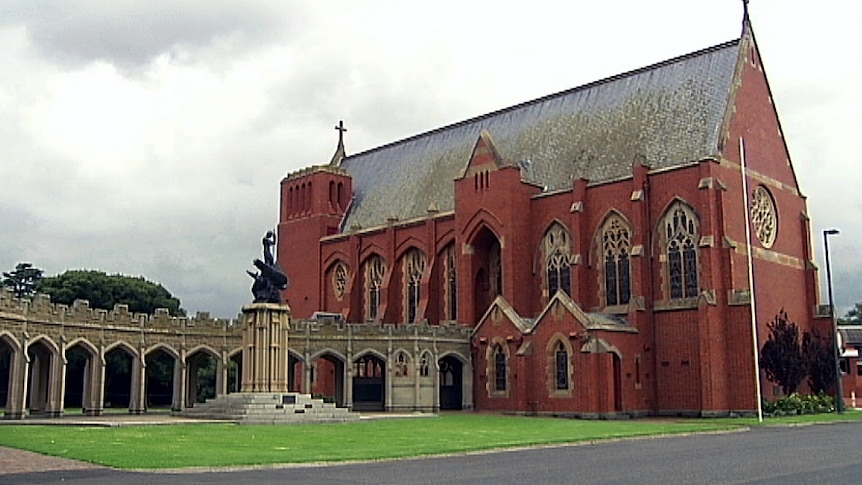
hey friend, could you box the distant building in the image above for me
[278,17,829,416]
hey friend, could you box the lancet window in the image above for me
[442,244,457,321]
[663,202,699,299]
[394,351,409,377]
[403,249,426,323]
[601,215,632,306]
[365,255,385,320]
[554,341,569,390]
[493,344,507,391]
[543,224,572,298]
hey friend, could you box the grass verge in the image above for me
[0,411,858,470]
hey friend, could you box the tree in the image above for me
[802,330,836,394]
[2,262,43,299]
[760,310,806,396]
[838,301,861,325]
[37,270,186,316]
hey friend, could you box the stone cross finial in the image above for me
[335,120,347,143]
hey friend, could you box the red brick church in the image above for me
[277,15,826,417]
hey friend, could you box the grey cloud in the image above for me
[0,0,303,68]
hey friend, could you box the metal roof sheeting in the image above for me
[339,39,741,232]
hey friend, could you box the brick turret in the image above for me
[278,166,352,318]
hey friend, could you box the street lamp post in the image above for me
[823,228,845,414]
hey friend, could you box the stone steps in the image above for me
[180,392,359,424]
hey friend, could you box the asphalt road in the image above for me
[3,422,860,485]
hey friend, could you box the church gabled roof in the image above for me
[339,37,744,232]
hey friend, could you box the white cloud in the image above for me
[0,0,859,317]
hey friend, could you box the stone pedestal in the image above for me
[241,303,291,393]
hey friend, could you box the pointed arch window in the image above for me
[365,255,385,320]
[443,244,457,320]
[419,353,430,377]
[664,203,699,299]
[403,249,426,323]
[493,345,507,391]
[554,341,569,390]
[602,215,632,306]
[543,224,572,297]
[489,241,502,297]
[394,351,409,377]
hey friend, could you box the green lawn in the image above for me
[0,411,859,470]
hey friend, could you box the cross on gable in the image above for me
[335,120,347,141]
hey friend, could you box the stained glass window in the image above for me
[664,203,699,299]
[555,342,569,390]
[404,249,426,323]
[366,256,385,320]
[544,224,572,298]
[494,345,507,391]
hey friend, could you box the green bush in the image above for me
[762,392,835,416]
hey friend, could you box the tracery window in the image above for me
[543,224,572,297]
[443,244,457,320]
[554,341,569,390]
[354,355,383,377]
[440,359,455,386]
[332,262,347,301]
[750,185,778,248]
[664,202,699,299]
[493,345,507,391]
[601,215,631,306]
[365,255,385,320]
[419,354,430,377]
[403,249,426,323]
[394,351,409,377]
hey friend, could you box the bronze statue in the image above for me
[247,230,289,303]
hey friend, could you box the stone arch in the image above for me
[63,338,101,413]
[226,348,242,394]
[310,349,347,406]
[352,350,386,411]
[438,351,470,410]
[186,345,220,406]
[105,340,139,360]
[0,332,23,416]
[287,348,305,392]
[143,344,179,410]
[103,341,137,410]
[24,335,61,416]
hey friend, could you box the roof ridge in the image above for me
[342,38,742,162]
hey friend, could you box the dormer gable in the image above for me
[459,130,503,180]
[532,291,637,334]
[471,295,534,337]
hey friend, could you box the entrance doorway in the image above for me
[352,354,385,411]
[438,355,463,410]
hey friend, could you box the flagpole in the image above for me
[740,137,764,422]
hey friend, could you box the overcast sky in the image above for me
[1,0,859,319]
